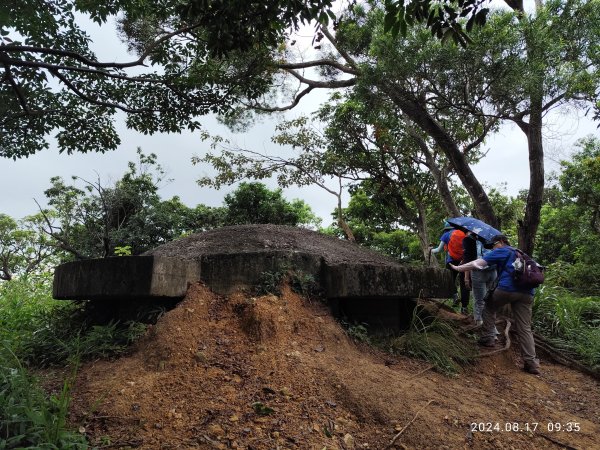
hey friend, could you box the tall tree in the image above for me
[233,0,599,254]
[196,118,355,240]
[416,0,600,252]
[38,149,197,258]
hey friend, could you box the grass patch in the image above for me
[533,285,600,370]
[342,306,478,376]
[386,307,478,375]
[0,276,147,368]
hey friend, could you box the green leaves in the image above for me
[383,0,487,46]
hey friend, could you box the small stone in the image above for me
[229,415,239,422]
[194,351,207,363]
[208,424,225,436]
[343,433,355,449]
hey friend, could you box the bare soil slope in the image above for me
[70,283,599,450]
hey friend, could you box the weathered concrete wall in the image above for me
[200,251,324,295]
[53,256,200,300]
[322,263,453,299]
[53,252,453,300]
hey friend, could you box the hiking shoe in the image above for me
[478,338,496,348]
[475,320,483,327]
[452,294,459,307]
[524,363,541,375]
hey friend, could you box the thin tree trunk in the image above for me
[516,106,544,256]
[415,201,438,267]
[406,125,461,217]
[336,193,355,241]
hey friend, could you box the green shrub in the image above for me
[533,285,600,369]
[544,261,600,296]
[342,322,371,345]
[255,269,287,296]
[0,346,88,449]
[342,307,477,376]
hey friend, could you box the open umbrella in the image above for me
[446,217,502,243]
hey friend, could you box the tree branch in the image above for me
[320,26,360,71]
[0,22,205,70]
[285,68,357,89]
[48,69,148,113]
[246,85,315,112]
[277,59,359,75]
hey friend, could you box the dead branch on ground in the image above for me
[387,399,437,448]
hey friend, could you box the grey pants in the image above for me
[471,269,497,322]
[482,289,538,365]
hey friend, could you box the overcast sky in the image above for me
[1,13,598,224]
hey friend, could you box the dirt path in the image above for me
[69,283,600,449]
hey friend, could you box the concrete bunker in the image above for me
[53,225,453,328]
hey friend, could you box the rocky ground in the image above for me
[68,282,600,450]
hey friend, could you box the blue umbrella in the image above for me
[446,217,502,243]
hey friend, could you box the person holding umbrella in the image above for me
[430,221,470,313]
[449,234,541,375]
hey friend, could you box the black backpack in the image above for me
[512,249,545,289]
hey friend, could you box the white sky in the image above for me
[1,12,598,224]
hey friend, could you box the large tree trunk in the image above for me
[516,102,544,255]
[513,0,545,256]
[518,134,544,255]
[383,84,499,227]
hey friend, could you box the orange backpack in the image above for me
[445,229,466,261]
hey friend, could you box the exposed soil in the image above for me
[69,283,600,450]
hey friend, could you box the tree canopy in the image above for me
[1,0,493,159]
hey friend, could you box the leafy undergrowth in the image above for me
[533,285,600,370]
[0,276,147,448]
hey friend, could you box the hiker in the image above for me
[430,221,470,314]
[462,231,497,326]
[449,234,541,375]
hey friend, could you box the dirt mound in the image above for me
[144,224,401,266]
[70,284,600,449]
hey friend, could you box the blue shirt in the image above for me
[439,230,452,262]
[483,246,534,295]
